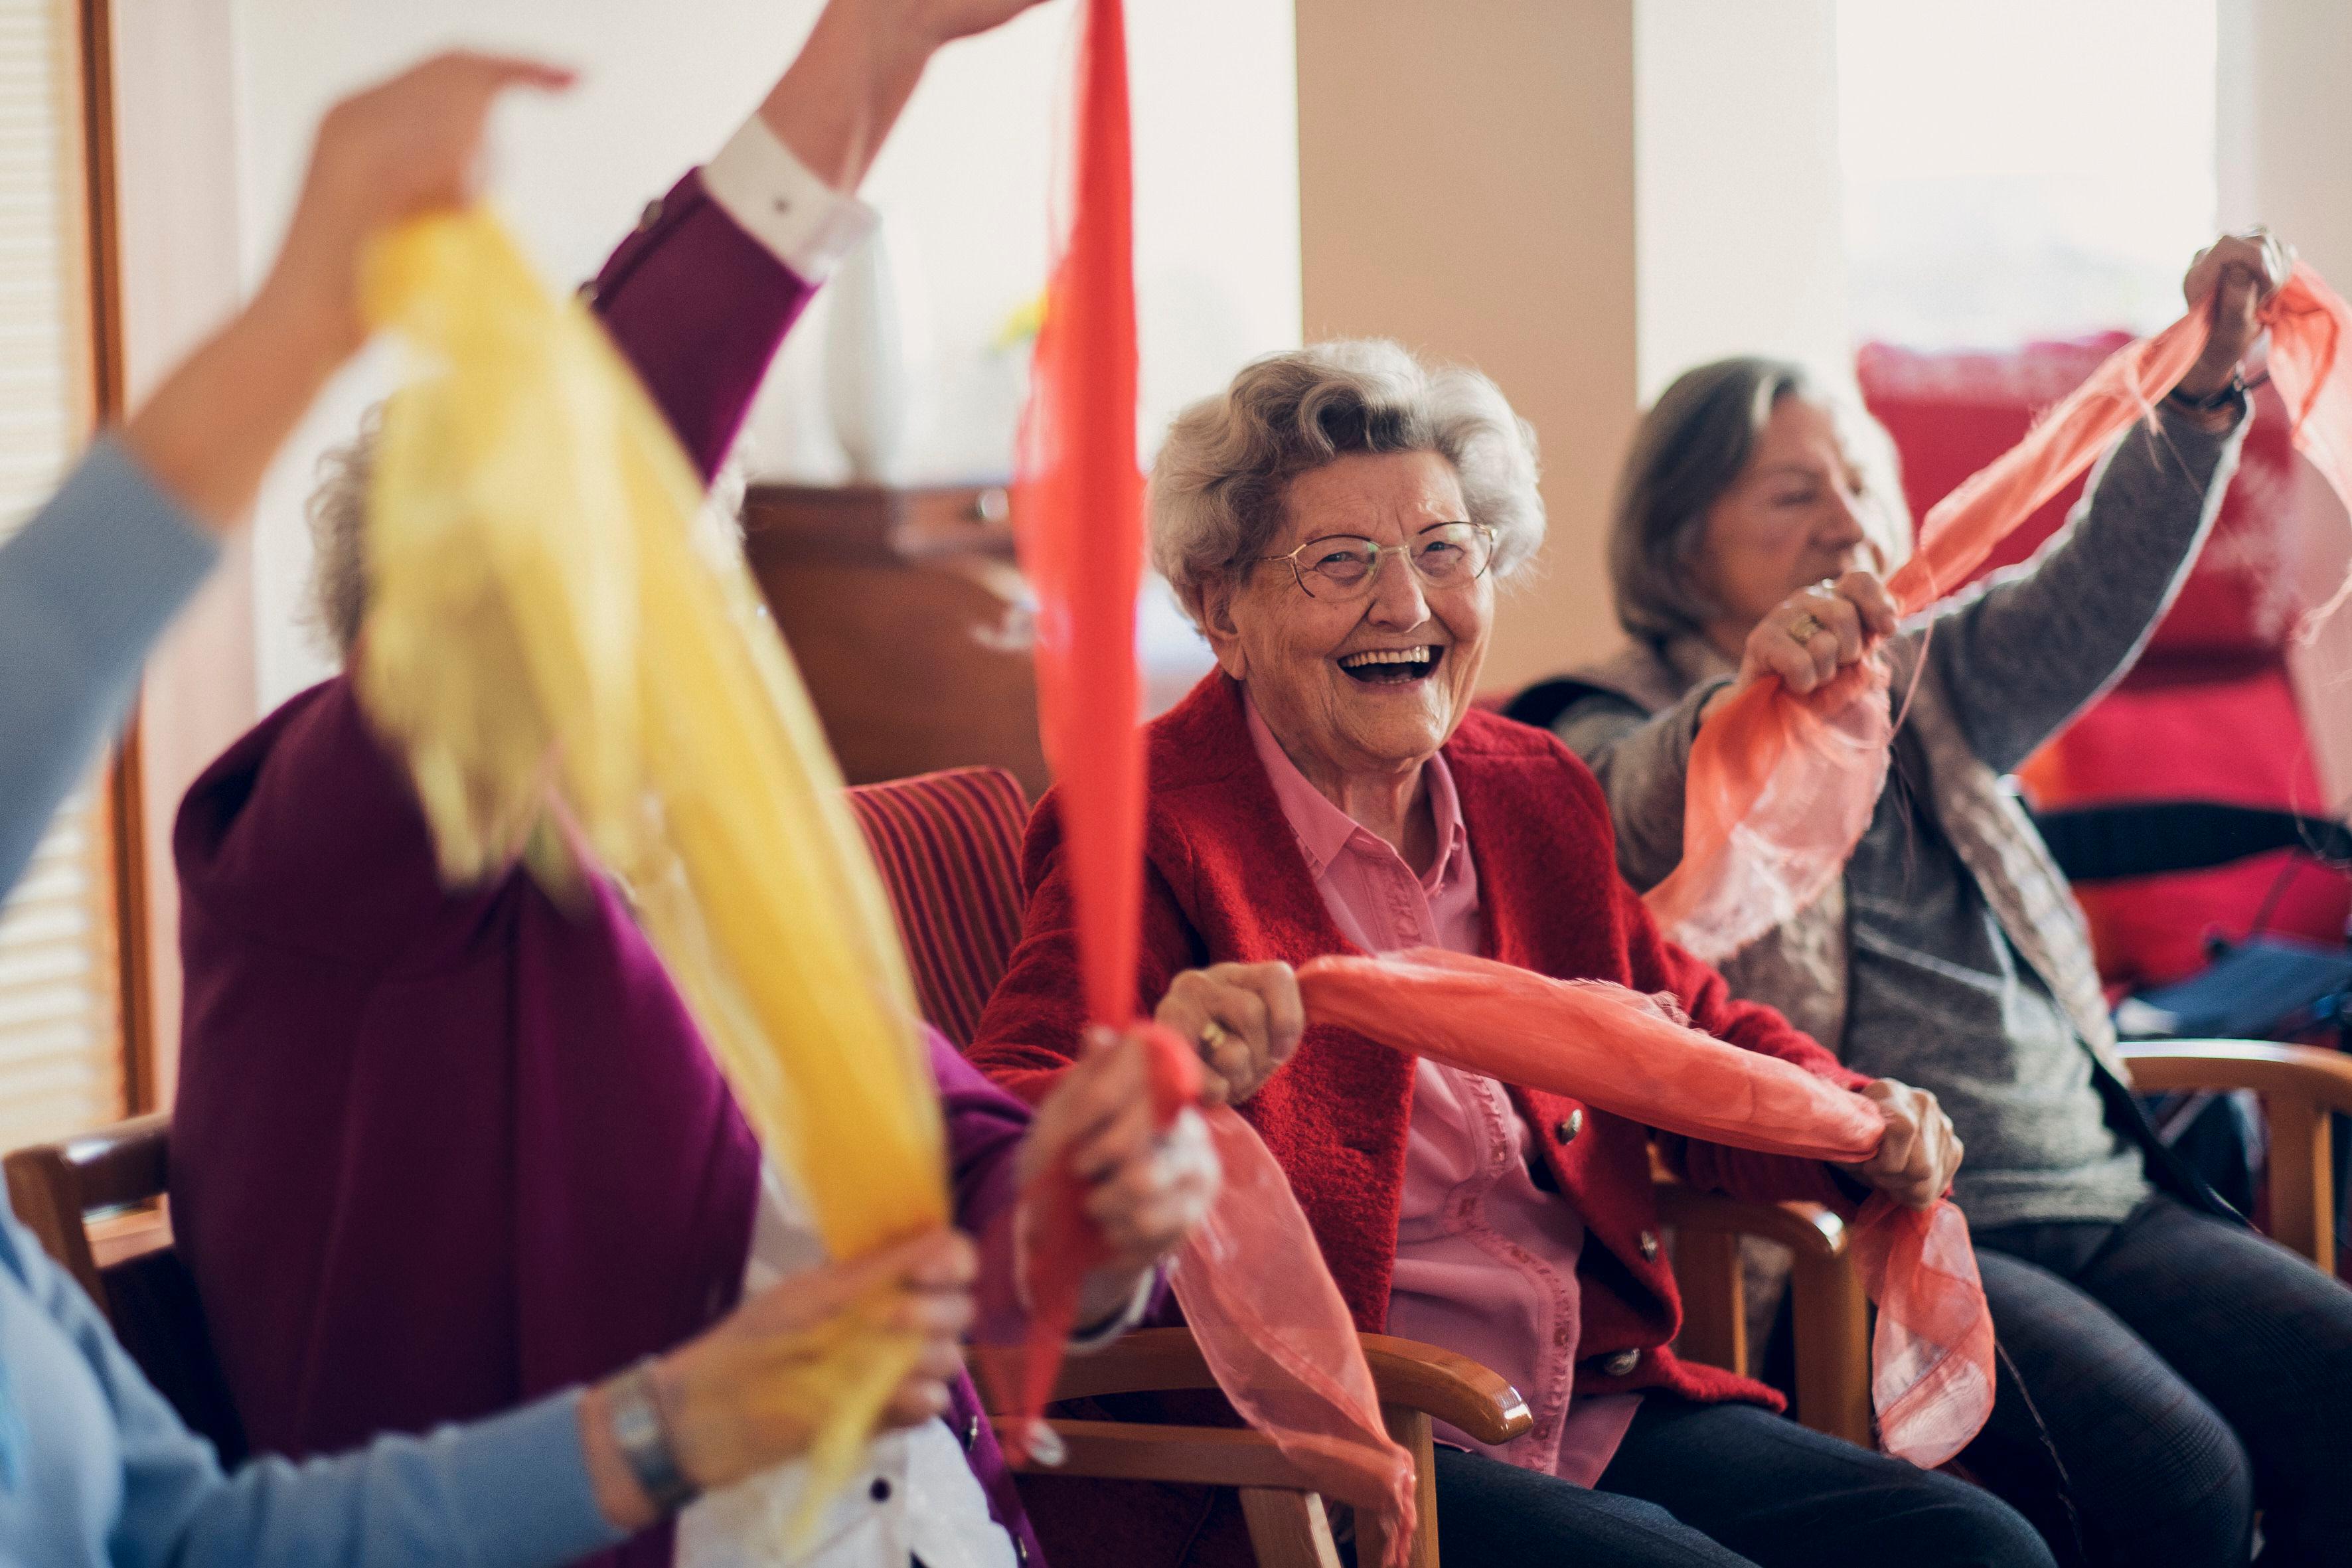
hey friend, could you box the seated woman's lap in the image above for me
[1592,1397,2056,1568]
[1972,1194,2352,1568]
[1433,1446,1753,1567]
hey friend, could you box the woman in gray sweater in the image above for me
[1533,234,2352,1568]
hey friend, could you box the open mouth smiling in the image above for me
[1336,645,1443,685]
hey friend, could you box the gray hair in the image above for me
[302,402,751,663]
[305,410,378,660]
[1148,339,1543,622]
[1609,356,1907,643]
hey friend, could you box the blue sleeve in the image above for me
[0,1197,623,1568]
[0,438,219,900]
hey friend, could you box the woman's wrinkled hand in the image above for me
[652,1229,975,1492]
[1726,570,1898,700]
[1843,1078,1963,1211]
[1020,1029,1222,1269]
[1154,961,1306,1105]
[2177,229,2293,402]
[1017,1028,1222,1325]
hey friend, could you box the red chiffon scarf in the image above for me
[1298,948,1995,1468]
[1652,264,2352,963]
[990,1,1415,1554]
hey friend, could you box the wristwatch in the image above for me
[605,1358,700,1514]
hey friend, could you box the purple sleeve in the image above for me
[586,169,818,482]
[933,1028,1034,1238]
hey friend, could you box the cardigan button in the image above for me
[1603,1348,1641,1377]
[1553,1110,1583,1145]
[637,196,665,232]
[1638,1229,1660,1261]
[576,279,599,305]
[1016,1538,1030,1564]
[963,1413,982,1450]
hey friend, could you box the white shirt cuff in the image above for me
[1065,1266,1160,1356]
[701,114,878,283]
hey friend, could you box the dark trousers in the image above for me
[1966,1193,2352,1568]
[1432,1396,2053,1567]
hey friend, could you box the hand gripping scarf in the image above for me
[990,1,1417,1556]
[1298,949,1993,1468]
[1652,264,2352,964]
[356,208,949,1535]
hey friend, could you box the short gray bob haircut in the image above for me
[1610,356,1907,643]
[1149,339,1543,622]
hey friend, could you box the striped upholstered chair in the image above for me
[846,766,1033,1048]
[845,766,1531,1566]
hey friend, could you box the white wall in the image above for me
[1634,0,1849,402]
[2219,0,2352,806]
[115,0,254,1080]
[224,0,1298,706]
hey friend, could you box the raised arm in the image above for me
[0,54,566,903]
[1921,232,2284,772]
[588,0,1046,477]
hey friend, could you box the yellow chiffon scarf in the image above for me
[355,207,949,1528]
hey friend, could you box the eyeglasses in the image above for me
[1255,522,1497,601]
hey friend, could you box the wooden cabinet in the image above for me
[742,483,1050,799]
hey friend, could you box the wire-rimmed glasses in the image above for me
[1255,521,1497,601]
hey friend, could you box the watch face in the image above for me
[613,1393,660,1450]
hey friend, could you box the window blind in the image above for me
[0,0,126,1157]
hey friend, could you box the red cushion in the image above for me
[847,767,1032,1046]
[2015,665,2348,990]
[1859,339,2315,658]
[1860,335,2345,988]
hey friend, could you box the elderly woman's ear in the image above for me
[1197,576,1249,678]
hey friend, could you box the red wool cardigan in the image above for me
[969,672,1871,1413]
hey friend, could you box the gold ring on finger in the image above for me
[1198,1018,1235,1056]
[1787,612,1825,645]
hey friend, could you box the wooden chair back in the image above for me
[3,1115,246,1460]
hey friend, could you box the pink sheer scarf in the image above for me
[1298,948,1994,1467]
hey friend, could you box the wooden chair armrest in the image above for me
[2123,1040,2352,1272]
[1650,1182,1849,1260]
[1044,1326,1531,1447]
[2120,1041,2352,1116]
[1356,1334,1532,1445]
[1000,1417,1335,1488]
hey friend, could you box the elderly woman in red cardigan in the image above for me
[969,341,2054,1568]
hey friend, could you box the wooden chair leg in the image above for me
[1668,1225,1747,1375]
[1370,1401,1441,1568]
[1237,1487,1342,1568]
[1788,1241,1872,1447]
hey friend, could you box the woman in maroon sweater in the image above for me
[970,341,2051,1567]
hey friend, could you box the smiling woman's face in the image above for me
[1697,394,1895,641]
[1202,449,1490,783]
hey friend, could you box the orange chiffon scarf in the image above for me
[1299,949,1995,1468]
[1652,264,2352,963]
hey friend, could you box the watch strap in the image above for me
[606,1358,700,1514]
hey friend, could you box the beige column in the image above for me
[1294,0,1639,693]
[1294,0,1849,694]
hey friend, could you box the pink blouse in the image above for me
[1243,697,1640,1485]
